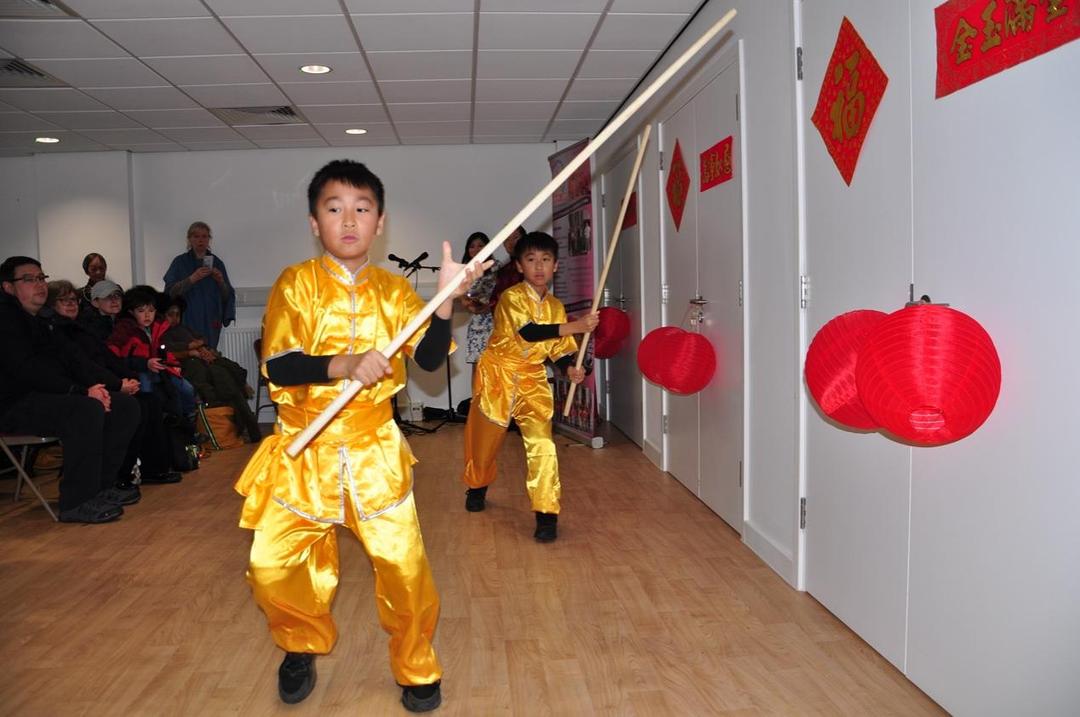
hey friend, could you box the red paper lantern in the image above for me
[662,329,716,394]
[637,326,682,385]
[855,305,1001,446]
[805,309,887,430]
[593,307,631,358]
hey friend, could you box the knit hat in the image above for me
[90,279,122,300]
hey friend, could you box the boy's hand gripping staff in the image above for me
[286,8,737,458]
[563,124,651,416]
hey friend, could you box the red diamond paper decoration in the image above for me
[811,17,889,185]
[665,139,690,231]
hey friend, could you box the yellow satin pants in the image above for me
[246,494,442,686]
[462,378,561,515]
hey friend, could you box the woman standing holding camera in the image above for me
[163,221,235,350]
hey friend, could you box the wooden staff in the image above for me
[563,125,651,416]
[287,8,737,458]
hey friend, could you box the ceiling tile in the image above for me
[472,135,543,143]
[31,58,166,88]
[545,117,603,136]
[577,50,657,79]
[565,77,637,101]
[220,16,357,54]
[144,55,269,86]
[123,143,186,152]
[299,104,388,124]
[476,50,579,79]
[124,108,226,127]
[181,83,288,107]
[326,135,398,147]
[0,131,104,151]
[233,123,320,140]
[475,78,568,102]
[0,88,108,112]
[207,0,343,14]
[592,13,688,51]
[80,127,169,144]
[93,18,243,56]
[484,0,608,8]
[556,100,618,119]
[346,0,473,11]
[83,86,197,110]
[473,119,548,135]
[402,136,469,145]
[280,81,380,105]
[0,19,125,59]
[255,52,371,84]
[379,79,470,103]
[36,110,143,129]
[479,12,599,50]
[314,122,396,141]
[63,0,211,19]
[610,0,701,11]
[182,140,257,150]
[254,138,329,148]
[474,101,557,121]
[366,51,471,81]
[0,112,61,131]
[389,102,469,122]
[352,13,472,52]
[395,120,470,138]
[157,126,246,143]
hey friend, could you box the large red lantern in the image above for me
[637,326,681,385]
[593,307,631,358]
[805,309,886,430]
[661,329,716,394]
[855,305,1001,446]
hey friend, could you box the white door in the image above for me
[659,99,700,496]
[602,149,645,447]
[801,3,913,669]
[694,61,744,533]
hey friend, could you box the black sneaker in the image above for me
[401,681,441,713]
[99,484,141,506]
[141,471,183,484]
[465,486,487,512]
[534,512,558,543]
[278,652,316,704]
[59,497,123,524]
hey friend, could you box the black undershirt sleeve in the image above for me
[265,352,332,386]
[412,316,451,371]
[518,322,561,342]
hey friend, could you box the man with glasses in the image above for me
[0,256,140,523]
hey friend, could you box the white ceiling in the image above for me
[0,0,702,155]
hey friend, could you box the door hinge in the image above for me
[738,460,743,488]
[601,192,606,208]
[662,414,669,434]
[659,150,664,171]
[800,497,807,529]
[799,274,810,309]
[796,46,804,81]
[737,278,743,307]
[661,282,670,306]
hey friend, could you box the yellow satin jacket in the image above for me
[235,256,444,527]
[474,281,577,426]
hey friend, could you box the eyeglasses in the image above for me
[13,274,49,284]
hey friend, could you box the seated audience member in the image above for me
[108,286,198,421]
[161,295,261,442]
[78,252,108,311]
[0,256,140,523]
[47,280,182,486]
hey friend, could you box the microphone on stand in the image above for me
[406,251,429,271]
[388,253,410,269]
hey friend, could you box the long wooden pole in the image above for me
[287,8,736,458]
[563,125,651,416]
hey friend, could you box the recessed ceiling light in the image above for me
[35,136,60,144]
[345,128,367,135]
[300,64,332,75]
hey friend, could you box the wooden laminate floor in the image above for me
[0,424,943,716]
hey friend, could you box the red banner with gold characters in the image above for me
[935,0,1080,98]
[811,17,889,186]
[700,136,734,192]
[665,139,691,231]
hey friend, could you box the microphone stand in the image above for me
[393,261,436,436]
[411,262,467,431]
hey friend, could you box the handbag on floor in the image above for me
[199,405,244,450]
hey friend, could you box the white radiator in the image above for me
[218,326,261,410]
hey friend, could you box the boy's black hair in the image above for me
[1,256,41,283]
[307,159,385,215]
[513,231,559,262]
[122,286,160,316]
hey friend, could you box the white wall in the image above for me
[594,0,802,584]
[0,156,39,261]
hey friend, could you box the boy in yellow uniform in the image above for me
[235,159,485,711]
[461,231,598,542]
